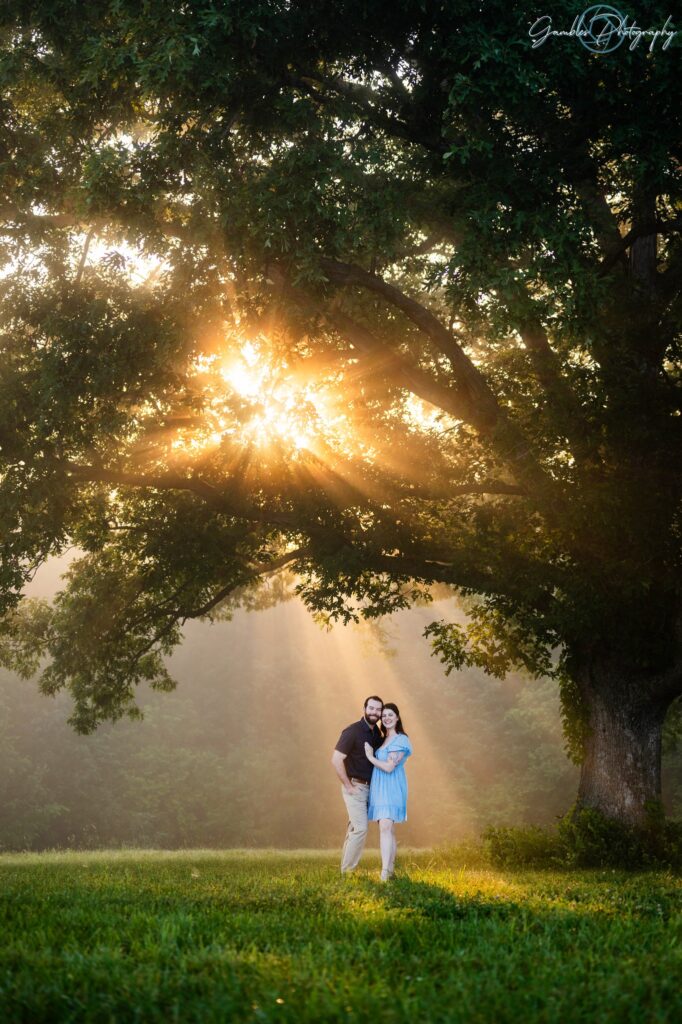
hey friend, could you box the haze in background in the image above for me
[2,554,677,850]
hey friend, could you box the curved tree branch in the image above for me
[64,462,300,530]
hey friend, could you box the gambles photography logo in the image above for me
[529,4,677,52]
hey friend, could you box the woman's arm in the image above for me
[364,743,406,772]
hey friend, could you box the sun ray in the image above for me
[296,598,477,847]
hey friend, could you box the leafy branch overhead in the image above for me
[0,0,680,795]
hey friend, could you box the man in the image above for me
[331,695,383,874]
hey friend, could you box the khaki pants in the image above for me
[340,783,370,873]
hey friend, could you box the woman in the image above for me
[364,703,413,881]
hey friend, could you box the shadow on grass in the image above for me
[2,859,682,1023]
[349,866,682,931]
[357,874,508,922]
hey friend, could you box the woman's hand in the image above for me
[364,742,374,760]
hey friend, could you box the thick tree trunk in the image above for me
[577,684,668,828]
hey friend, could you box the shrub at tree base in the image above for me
[483,824,563,868]
[485,808,682,870]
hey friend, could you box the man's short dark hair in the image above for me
[364,695,383,709]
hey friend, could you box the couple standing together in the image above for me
[331,696,413,881]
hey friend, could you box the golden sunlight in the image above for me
[219,341,316,450]
[172,337,353,460]
[159,333,455,483]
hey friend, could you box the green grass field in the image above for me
[1,848,681,1023]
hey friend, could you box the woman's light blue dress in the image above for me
[368,734,413,822]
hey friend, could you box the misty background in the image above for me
[2,558,681,851]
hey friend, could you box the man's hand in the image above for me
[331,748,356,793]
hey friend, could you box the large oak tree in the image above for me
[1,1,681,828]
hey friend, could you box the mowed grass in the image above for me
[1,849,681,1023]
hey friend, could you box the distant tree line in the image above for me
[1,608,680,851]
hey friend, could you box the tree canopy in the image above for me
[0,1,681,823]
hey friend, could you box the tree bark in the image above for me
[577,682,669,828]
[629,188,657,295]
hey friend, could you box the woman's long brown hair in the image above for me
[381,702,406,736]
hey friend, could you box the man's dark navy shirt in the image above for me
[335,717,383,783]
